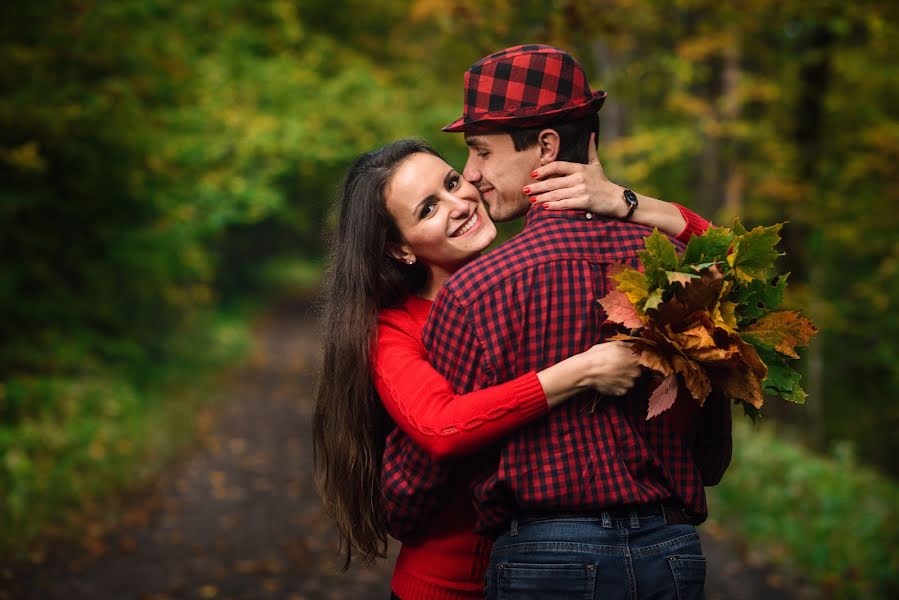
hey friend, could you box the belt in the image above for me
[517,502,694,526]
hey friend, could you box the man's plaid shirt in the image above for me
[382,207,732,537]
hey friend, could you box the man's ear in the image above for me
[386,242,416,265]
[536,129,561,165]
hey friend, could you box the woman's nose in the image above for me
[445,193,471,217]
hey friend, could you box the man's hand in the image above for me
[525,133,628,218]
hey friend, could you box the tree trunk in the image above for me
[791,25,834,448]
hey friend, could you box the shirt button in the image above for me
[585,212,593,220]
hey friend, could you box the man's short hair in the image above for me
[505,114,600,163]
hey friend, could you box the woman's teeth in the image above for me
[453,212,479,237]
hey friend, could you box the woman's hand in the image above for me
[575,341,642,396]
[537,341,642,408]
[525,133,628,218]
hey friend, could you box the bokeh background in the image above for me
[1,1,897,598]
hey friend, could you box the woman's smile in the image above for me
[451,211,481,237]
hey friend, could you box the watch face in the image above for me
[624,189,638,206]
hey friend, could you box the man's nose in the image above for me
[462,158,480,184]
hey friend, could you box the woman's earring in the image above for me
[406,258,415,265]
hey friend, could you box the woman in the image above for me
[313,139,710,599]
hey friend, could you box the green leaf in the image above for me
[644,288,664,311]
[757,346,807,405]
[731,218,748,237]
[682,226,733,267]
[727,223,784,283]
[639,229,679,289]
[732,274,789,324]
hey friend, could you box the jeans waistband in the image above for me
[511,502,693,534]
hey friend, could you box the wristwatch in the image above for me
[623,188,638,220]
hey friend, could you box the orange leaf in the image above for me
[647,373,679,419]
[743,310,818,359]
[672,353,712,403]
[598,289,643,329]
[711,362,766,408]
[634,341,674,377]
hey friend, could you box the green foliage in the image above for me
[607,223,815,415]
[708,419,899,598]
[0,310,249,558]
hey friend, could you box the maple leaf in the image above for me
[639,229,679,289]
[757,346,808,405]
[672,353,711,402]
[647,373,679,419]
[632,339,675,378]
[727,223,783,283]
[611,268,650,309]
[743,310,818,359]
[671,265,725,313]
[666,271,699,286]
[714,300,739,333]
[597,289,643,329]
[682,226,733,266]
[731,274,788,324]
[644,288,665,311]
[710,361,766,408]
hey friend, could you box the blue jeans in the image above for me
[484,512,706,600]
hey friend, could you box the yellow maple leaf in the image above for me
[743,310,818,359]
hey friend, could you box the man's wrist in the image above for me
[622,188,639,220]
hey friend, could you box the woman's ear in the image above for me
[386,242,416,265]
[537,129,561,165]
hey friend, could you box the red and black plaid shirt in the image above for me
[407,208,732,536]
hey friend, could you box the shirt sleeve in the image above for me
[380,427,449,542]
[372,317,547,461]
[689,391,733,485]
[672,203,713,244]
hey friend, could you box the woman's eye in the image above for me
[419,203,436,218]
[447,175,460,191]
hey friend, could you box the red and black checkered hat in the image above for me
[443,44,607,133]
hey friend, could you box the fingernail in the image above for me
[531,171,538,178]
[529,197,536,204]
[522,186,531,195]
[543,203,549,209]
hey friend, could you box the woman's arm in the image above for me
[526,137,712,242]
[372,316,639,461]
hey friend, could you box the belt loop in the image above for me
[601,511,612,528]
[629,511,640,529]
[510,518,519,537]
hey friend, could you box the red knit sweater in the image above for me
[370,205,710,600]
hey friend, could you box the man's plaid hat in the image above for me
[443,44,607,133]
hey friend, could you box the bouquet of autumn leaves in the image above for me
[598,222,817,419]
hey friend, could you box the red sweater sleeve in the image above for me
[372,313,547,461]
[673,203,712,244]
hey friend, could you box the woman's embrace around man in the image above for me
[315,45,726,600]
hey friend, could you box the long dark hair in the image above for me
[313,139,439,569]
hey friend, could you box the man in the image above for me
[422,44,732,599]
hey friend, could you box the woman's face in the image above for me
[385,152,497,276]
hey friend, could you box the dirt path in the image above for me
[2,299,797,599]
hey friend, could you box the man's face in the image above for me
[463,133,540,223]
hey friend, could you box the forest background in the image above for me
[1,1,897,597]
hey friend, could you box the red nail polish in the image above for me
[543,203,549,209]
[523,186,531,195]
[531,171,539,178]
[529,197,536,204]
